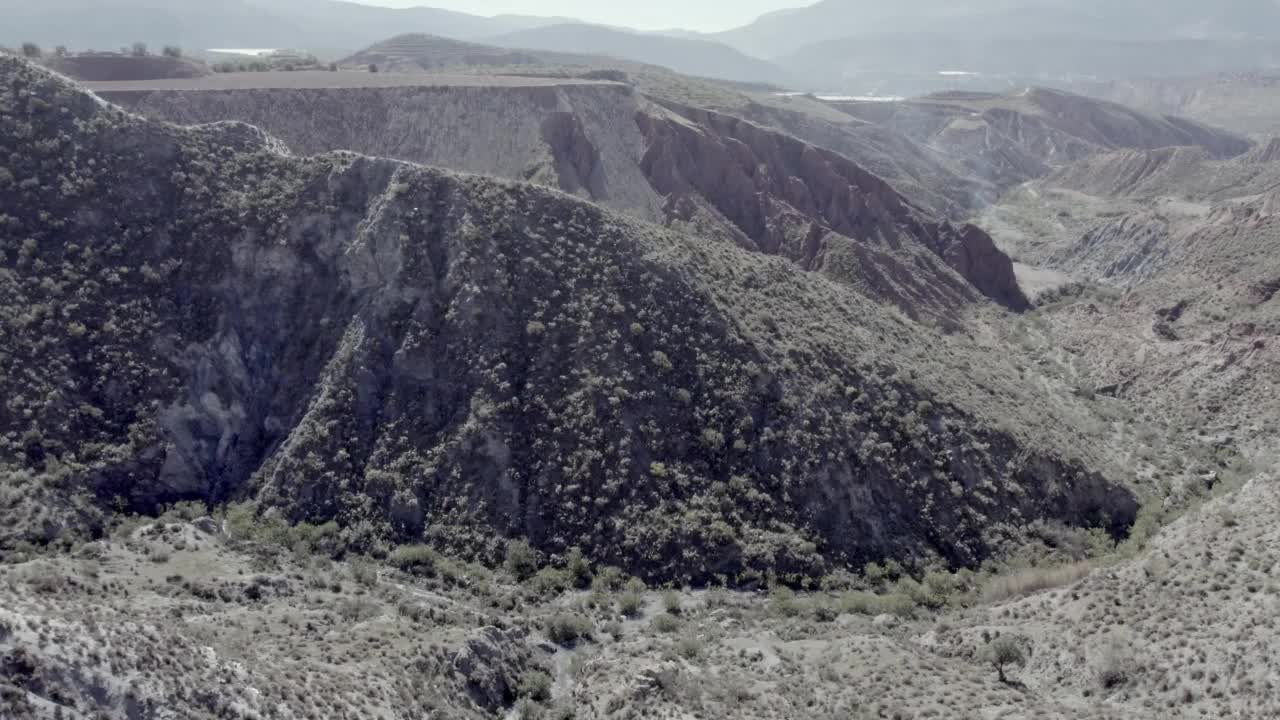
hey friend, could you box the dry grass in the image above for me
[981,562,1092,603]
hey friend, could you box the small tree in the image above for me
[328,62,338,72]
[131,41,148,57]
[368,63,379,73]
[21,42,42,58]
[54,45,68,57]
[980,634,1027,683]
[161,45,182,58]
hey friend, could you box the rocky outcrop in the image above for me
[539,111,605,197]
[921,224,1028,311]
[453,627,546,712]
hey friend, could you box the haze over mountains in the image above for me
[9,0,1280,92]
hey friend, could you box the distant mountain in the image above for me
[779,32,1280,94]
[719,0,1280,59]
[485,23,794,86]
[827,86,1251,192]
[0,0,572,52]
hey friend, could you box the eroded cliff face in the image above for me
[1,58,1133,581]
[101,81,1030,316]
[97,81,666,219]
[636,105,1031,313]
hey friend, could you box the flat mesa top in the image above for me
[84,70,623,92]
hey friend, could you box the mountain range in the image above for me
[8,0,1280,92]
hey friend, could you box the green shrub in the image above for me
[921,571,962,608]
[812,598,838,622]
[651,613,680,633]
[770,586,804,617]
[160,500,207,522]
[545,613,593,647]
[838,590,916,618]
[291,521,343,557]
[619,588,644,618]
[981,562,1091,603]
[1094,637,1139,691]
[349,559,379,588]
[564,547,593,589]
[518,669,553,702]
[527,568,571,598]
[591,566,625,592]
[505,539,538,581]
[337,597,381,623]
[389,544,438,577]
[661,590,682,615]
[396,601,432,624]
[675,635,703,659]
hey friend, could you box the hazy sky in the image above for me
[353,0,806,32]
